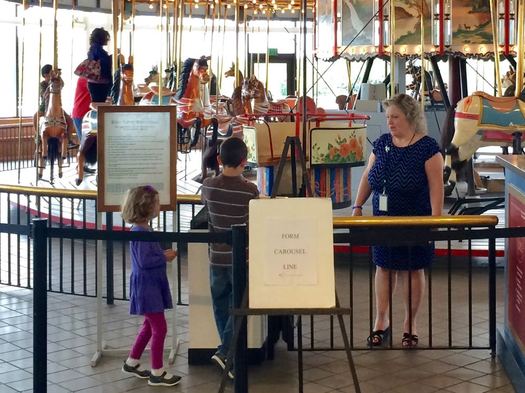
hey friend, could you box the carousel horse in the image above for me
[443,91,525,191]
[241,75,292,121]
[174,56,219,181]
[37,69,73,183]
[75,63,135,185]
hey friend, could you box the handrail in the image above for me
[0,184,201,204]
[0,184,499,227]
[334,215,498,228]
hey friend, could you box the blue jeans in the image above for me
[73,118,83,141]
[210,265,233,356]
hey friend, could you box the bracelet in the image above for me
[352,205,362,210]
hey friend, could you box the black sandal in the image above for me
[402,332,419,348]
[367,327,390,347]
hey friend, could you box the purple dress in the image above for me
[129,226,173,315]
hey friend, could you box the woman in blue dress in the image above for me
[352,94,444,348]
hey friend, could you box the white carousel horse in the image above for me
[443,91,525,187]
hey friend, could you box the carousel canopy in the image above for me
[8,0,316,20]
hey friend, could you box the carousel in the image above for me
[1,0,525,215]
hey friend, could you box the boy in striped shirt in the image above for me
[201,137,259,377]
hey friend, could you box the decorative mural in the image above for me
[341,0,374,46]
[394,0,432,46]
[310,127,366,166]
[451,0,492,46]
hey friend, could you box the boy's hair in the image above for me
[121,185,159,224]
[219,137,248,168]
[41,64,52,78]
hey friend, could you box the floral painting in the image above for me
[243,126,258,164]
[310,126,366,166]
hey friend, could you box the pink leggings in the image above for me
[129,312,167,370]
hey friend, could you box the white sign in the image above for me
[103,111,171,206]
[264,218,318,286]
[249,198,335,309]
[96,106,177,212]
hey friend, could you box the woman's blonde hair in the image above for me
[121,185,159,224]
[383,93,427,134]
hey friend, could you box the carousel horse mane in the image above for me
[241,75,269,114]
[144,66,159,85]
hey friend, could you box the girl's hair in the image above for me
[121,185,159,224]
[90,28,110,46]
[383,93,428,134]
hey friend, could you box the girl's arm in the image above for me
[425,153,445,216]
[352,152,376,216]
[135,241,168,269]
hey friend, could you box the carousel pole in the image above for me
[389,0,396,97]
[235,0,240,89]
[159,0,164,103]
[515,0,524,97]
[265,9,270,92]
[17,0,28,183]
[489,0,503,96]
[35,0,43,185]
[243,5,248,78]
[209,0,216,74]
[172,0,178,71]
[177,0,184,90]
[52,0,58,69]
[219,2,228,88]
[420,0,425,112]
[130,0,135,63]
[112,0,119,75]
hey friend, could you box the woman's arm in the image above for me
[352,152,376,216]
[425,153,444,216]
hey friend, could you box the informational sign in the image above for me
[97,106,177,212]
[507,185,525,351]
[249,198,335,309]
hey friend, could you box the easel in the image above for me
[217,226,361,393]
[271,136,312,198]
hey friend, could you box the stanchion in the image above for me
[32,218,48,393]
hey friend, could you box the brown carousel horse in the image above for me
[36,69,74,183]
[174,56,219,182]
[443,90,525,193]
[75,63,135,185]
[241,75,292,121]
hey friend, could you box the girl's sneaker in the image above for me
[148,371,182,387]
[122,362,150,379]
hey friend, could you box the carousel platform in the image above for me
[0,153,506,257]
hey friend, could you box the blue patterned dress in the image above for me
[368,133,441,270]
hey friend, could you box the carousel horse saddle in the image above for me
[40,116,67,130]
[481,98,525,127]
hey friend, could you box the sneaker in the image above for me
[122,362,150,379]
[148,371,182,387]
[211,352,234,379]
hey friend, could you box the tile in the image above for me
[446,381,491,393]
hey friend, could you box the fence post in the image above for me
[106,212,114,305]
[32,218,48,393]
[232,224,247,393]
[488,228,497,357]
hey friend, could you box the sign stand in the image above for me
[271,136,312,198]
[217,225,361,393]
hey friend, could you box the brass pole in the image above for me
[131,0,135,62]
[489,0,502,96]
[17,1,27,183]
[219,3,228,88]
[177,0,184,87]
[515,0,524,96]
[112,0,119,73]
[35,0,43,185]
[243,7,247,78]
[235,2,240,88]
[265,9,270,91]
[159,0,164,103]
[53,0,58,69]
[390,0,396,97]
[420,0,425,112]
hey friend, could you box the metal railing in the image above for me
[0,184,203,305]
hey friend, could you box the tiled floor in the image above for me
[0,259,516,393]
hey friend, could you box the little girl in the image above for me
[120,185,181,387]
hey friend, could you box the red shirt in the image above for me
[72,77,91,119]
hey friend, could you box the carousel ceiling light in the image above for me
[281,8,284,12]
[149,3,154,8]
[291,8,295,13]
[244,3,248,8]
[227,3,231,7]
[254,9,258,13]
[290,0,294,4]
[210,3,214,7]
[259,3,263,8]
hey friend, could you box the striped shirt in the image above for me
[201,174,259,266]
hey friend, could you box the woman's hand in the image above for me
[352,207,363,217]
[164,249,177,262]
